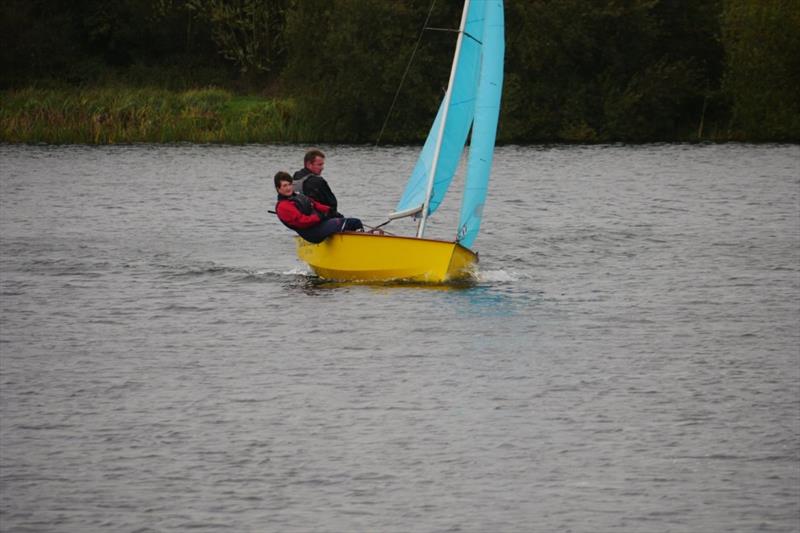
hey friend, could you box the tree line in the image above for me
[1,0,798,143]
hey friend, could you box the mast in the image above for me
[417,0,472,239]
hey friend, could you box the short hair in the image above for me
[304,149,325,164]
[274,171,292,189]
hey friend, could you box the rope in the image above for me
[357,221,394,235]
[375,0,438,146]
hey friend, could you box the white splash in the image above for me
[475,269,520,283]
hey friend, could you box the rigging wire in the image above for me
[375,0,438,147]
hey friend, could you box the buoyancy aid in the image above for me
[292,168,316,194]
[290,193,314,215]
[275,193,322,230]
[293,169,337,211]
[292,174,311,194]
[276,193,344,244]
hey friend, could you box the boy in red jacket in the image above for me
[274,172,362,243]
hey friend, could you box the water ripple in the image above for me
[1,143,798,532]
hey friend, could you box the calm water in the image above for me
[1,143,798,532]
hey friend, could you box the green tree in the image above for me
[503,0,723,142]
[4,0,798,142]
[282,0,462,142]
[0,0,88,86]
[73,0,233,87]
[721,0,800,140]
[185,0,288,84]
[0,0,237,88]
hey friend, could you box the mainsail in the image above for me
[392,0,503,246]
[393,1,486,233]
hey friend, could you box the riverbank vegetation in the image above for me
[1,0,798,144]
[1,88,298,143]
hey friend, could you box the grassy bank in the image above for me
[0,88,302,144]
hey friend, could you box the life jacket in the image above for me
[276,193,341,244]
[275,193,319,230]
[293,169,337,210]
[292,169,315,194]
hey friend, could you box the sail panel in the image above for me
[394,1,488,219]
[457,0,504,248]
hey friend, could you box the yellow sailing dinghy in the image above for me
[296,0,504,283]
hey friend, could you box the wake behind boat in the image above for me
[296,0,504,283]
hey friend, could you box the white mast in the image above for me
[417,0,472,239]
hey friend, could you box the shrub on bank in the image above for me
[0,88,298,144]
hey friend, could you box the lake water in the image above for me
[1,143,798,532]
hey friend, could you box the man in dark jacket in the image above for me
[274,172,362,243]
[292,149,339,216]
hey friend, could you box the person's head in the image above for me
[303,149,325,175]
[274,171,293,197]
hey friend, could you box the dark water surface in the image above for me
[1,143,798,532]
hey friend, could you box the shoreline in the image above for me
[1,87,795,144]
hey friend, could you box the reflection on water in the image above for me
[308,277,479,291]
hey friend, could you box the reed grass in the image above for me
[0,87,303,144]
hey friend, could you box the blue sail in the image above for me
[457,0,504,248]
[394,1,488,220]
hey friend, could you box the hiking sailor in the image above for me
[273,171,362,243]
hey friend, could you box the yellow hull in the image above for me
[295,232,477,282]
